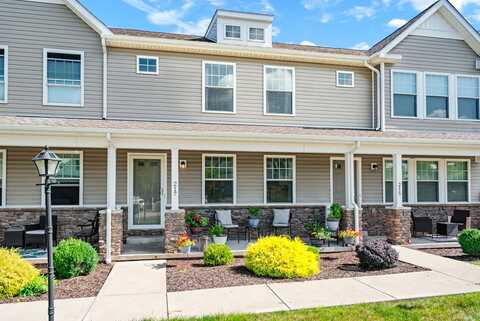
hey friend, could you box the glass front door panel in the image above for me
[133,159,162,226]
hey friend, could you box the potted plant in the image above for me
[176,232,195,254]
[339,229,360,246]
[326,203,343,231]
[185,211,209,235]
[248,207,262,228]
[208,224,227,244]
[310,225,334,247]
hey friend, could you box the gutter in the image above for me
[102,37,108,119]
[364,61,381,130]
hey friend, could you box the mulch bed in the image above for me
[421,248,480,264]
[0,264,113,304]
[167,252,426,292]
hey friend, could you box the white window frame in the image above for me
[446,159,471,204]
[456,74,480,122]
[264,155,296,205]
[201,61,237,114]
[414,159,442,204]
[42,150,84,207]
[263,65,296,117]
[43,48,84,107]
[136,55,159,75]
[0,149,6,208]
[0,45,8,104]
[224,25,241,39]
[391,69,421,119]
[202,153,237,205]
[248,27,265,42]
[336,71,355,88]
[424,72,451,120]
[382,158,410,204]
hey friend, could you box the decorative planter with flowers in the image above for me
[248,207,262,228]
[208,224,227,244]
[176,232,195,254]
[185,211,209,235]
[326,203,343,232]
[339,229,360,246]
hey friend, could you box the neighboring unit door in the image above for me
[128,154,166,229]
[331,159,362,206]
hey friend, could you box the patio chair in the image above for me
[411,215,433,237]
[75,211,100,244]
[272,209,292,237]
[448,210,471,232]
[215,210,241,243]
[25,215,58,248]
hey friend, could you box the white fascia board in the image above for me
[63,0,112,36]
[216,10,274,23]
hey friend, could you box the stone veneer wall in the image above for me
[164,209,186,253]
[0,207,100,244]
[98,209,124,260]
[385,207,412,245]
[183,206,326,238]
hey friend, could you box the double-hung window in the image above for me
[44,50,83,106]
[384,159,409,203]
[0,150,5,207]
[265,156,295,203]
[203,155,235,204]
[336,71,354,87]
[137,56,158,74]
[249,28,265,41]
[203,62,235,113]
[264,66,295,115]
[52,152,82,206]
[416,161,439,203]
[225,25,241,39]
[425,74,449,118]
[447,161,469,202]
[392,71,417,117]
[457,76,479,120]
[0,46,6,103]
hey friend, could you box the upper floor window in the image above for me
[447,160,469,202]
[44,49,83,106]
[52,152,82,206]
[203,154,236,204]
[264,66,295,115]
[336,71,354,88]
[265,156,295,204]
[416,160,439,203]
[203,61,236,113]
[0,47,6,103]
[225,25,241,39]
[384,159,409,203]
[137,56,158,74]
[457,76,479,120]
[392,71,417,117]
[425,74,449,119]
[249,28,265,41]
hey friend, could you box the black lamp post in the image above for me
[32,146,61,321]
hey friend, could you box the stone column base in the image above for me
[341,208,355,230]
[164,209,186,253]
[99,209,124,261]
[385,207,411,245]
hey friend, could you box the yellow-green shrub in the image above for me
[0,248,40,299]
[245,236,319,278]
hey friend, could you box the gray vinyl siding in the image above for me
[471,160,480,203]
[83,149,107,205]
[107,48,373,129]
[361,155,384,204]
[386,35,480,132]
[0,0,103,118]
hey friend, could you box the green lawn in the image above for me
[473,260,480,267]
[149,293,480,321]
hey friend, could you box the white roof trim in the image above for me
[379,0,480,56]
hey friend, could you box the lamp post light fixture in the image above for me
[32,146,61,321]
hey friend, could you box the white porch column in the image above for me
[392,152,403,208]
[344,152,355,209]
[105,142,116,264]
[171,147,180,211]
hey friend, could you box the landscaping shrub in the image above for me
[19,275,48,297]
[459,229,480,256]
[356,240,399,269]
[0,248,40,299]
[203,244,234,266]
[54,238,99,279]
[245,236,319,278]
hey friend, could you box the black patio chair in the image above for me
[411,215,433,237]
[75,212,100,244]
[449,210,471,232]
[25,215,58,248]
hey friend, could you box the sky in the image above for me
[80,0,480,50]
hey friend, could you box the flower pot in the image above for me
[249,218,260,228]
[326,220,339,231]
[212,235,227,244]
[190,227,203,235]
[310,238,323,247]
[179,245,191,254]
[343,237,355,246]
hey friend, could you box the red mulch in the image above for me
[167,251,426,292]
[1,264,113,304]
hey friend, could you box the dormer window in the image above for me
[225,25,241,39]
[249,28,265,42]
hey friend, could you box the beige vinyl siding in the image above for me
[0,0,103,118]
[83,149,107,205]
[108,48,373,129]
[361,155,384,204]
[178,151,202,204]
[237,153,264,204]
[296,154,330,203]
[386,35,480,132]
[471,160,480,203]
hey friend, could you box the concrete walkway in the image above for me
[2,247,480,320]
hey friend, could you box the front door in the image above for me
[331,158,362,206]
[128,154,166,229]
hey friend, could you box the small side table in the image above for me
[436,222,459,237]
[4,227,25,248]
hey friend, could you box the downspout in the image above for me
[349,141,361,244]
[364,61,381,130]
[101,37,108,119]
